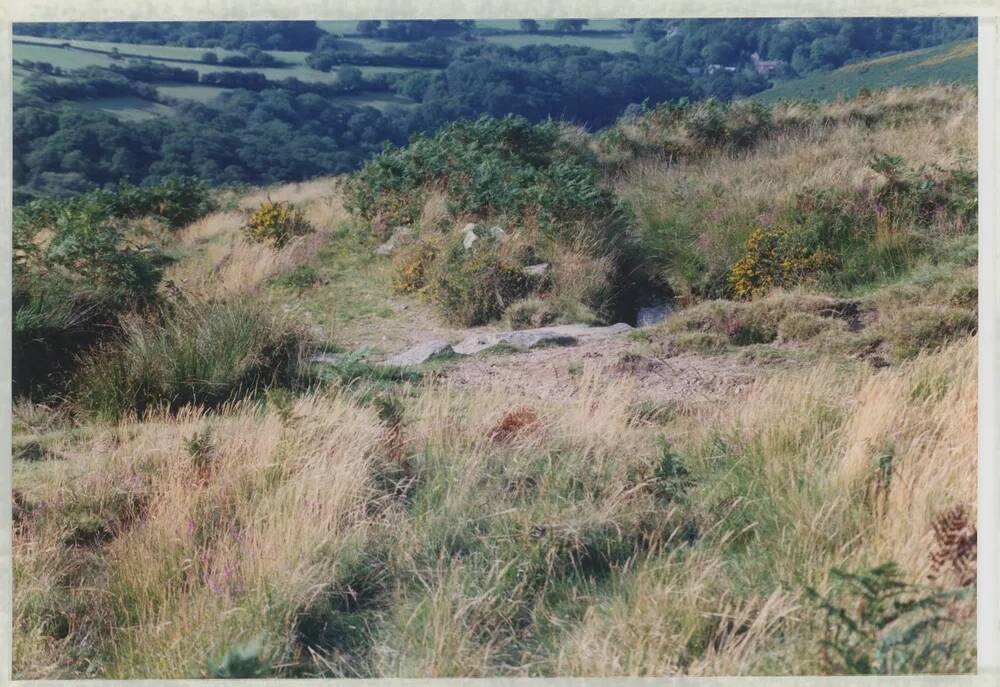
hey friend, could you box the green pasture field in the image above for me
[325,91,417,110]
[753,39,976,103]
[75,96,176,121]
[14,37,440,93]
[155,82,232,103]
[14,35,246,61]
[13,42,116,71]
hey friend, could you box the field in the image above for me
[155,83,232,104]
[13,41,116,71]
[753,39,977,103]
[12,85,979,679]
[13,39,440,85]
[14,37,425,117]
[76,96,176,121]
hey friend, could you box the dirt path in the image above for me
[436,335,757,404]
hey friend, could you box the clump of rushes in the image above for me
[74,298,309,421]
[242,199,313,248]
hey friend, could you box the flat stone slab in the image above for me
[523,263,550,277]
[453,323,633,355]
[462,223,507,249]
[383,340,454,366]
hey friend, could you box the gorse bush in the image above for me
[75,299,309,421]
[242,199,314,247]
[725,156,977,299]
[391,237,441,295]
[728,226,838,299]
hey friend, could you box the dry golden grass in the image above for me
[839,337,977,574]
[617,87,976,218]
[238,177,341,214]
[15,394,388,678]
[557,550,800,676]
[12,86,978,678]
[13,333,977,677]
[418,190,451,233]
[166,183,351,299]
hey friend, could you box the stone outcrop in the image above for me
[453,323,633,355]
[383,340,454,366]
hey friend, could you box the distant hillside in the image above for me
[753,39,976,103]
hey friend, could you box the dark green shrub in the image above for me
[343,115,627,241]
[13,200,166,399]
[16,176,215,231]
[344,115,635,325]
[74,300,309,421]
[652,437,693,503]
[183,428,215,473]
[13,177,216,398]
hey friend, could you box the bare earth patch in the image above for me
[438,335,756,403]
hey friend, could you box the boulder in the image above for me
[637,302,673,327]
[375,226,412,256]
[462,223,507,250]
[523,263,550,278]
[383,340,454,367]
[453,323,632,355]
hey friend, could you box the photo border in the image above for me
[1,1,996,684]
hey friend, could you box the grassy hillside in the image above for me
[13,86,978,678]
[754,39,976,103]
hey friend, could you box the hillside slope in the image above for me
[13,86,978,678]
[753,39,976,103]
